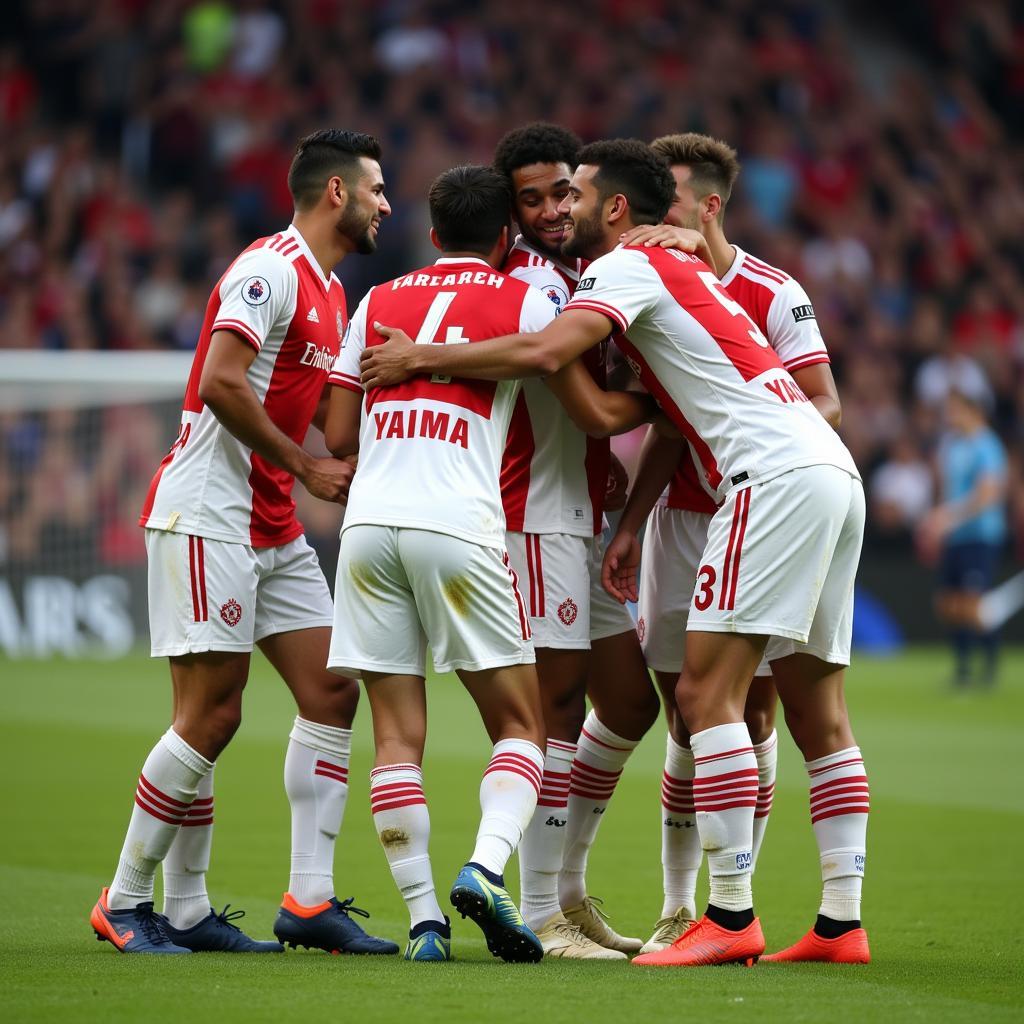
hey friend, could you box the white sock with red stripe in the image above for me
[284,717,351,907]
[518,739,575,930]
[370,763,444,927]
[660,734,701,919]
[807,746,869,921]
[691,722,758,913]
[559,712,638,908]
[162,767,215,929]
[108,728,213,911]
[470,739,544,875]
[752,730,778,867]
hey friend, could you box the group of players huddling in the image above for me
[90,124,871,968]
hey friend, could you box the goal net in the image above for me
[0,351,349,660]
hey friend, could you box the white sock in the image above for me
[752,730,778,867]
[518,738,574,930]
[470,739,543,876]
[284,717,351,907]
[370,763,444,928]
[807,746,869,921]
[660,734,701,919]
[559,712,637,908]
[108,728,213,911]
[162,767,215,929]
[691,722,757,913]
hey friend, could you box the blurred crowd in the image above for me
[2,0,1023,573]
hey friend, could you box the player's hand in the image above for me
[602,529,641,604]
[619,225,717,274]
[299,456,355,504]
[605,453,630,512]
[360,324,416,388]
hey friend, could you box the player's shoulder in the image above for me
[729,246,809,299]
[223,233,300,289]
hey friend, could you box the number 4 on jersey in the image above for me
[413,291,470,383]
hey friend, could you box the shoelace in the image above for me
[580,896,611,922]
[654,913,692,944]
[213,905,247,932]
[670,917,706,949]
[335,897,370,920]
[134,902,176,945]
[553,920,593,944]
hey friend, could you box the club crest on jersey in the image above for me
[791,304,816,323]
[220,598,242,627]
[576,276,595,291]
[242,276,271,306]
[637,616,646,642]
[337,309,346,344]
[558,598,578,626]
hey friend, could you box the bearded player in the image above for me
[90,130,397,957]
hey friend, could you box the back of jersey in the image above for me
[330,257,556,548]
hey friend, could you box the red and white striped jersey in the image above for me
[500,235,608,536]
[140,225,346,548]
[664,245,832,513]
[329,257,556,549]
[563,245,857,501]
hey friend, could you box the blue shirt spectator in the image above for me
[939,426,1007,546]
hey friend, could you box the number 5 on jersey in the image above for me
[414,291,470,384]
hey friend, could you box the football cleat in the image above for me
[638,907,698,953]
[449,864,543,964]
[534,913,627,960]
[164,905,284,952]
[632,914,764,967]
[273,893,399,955]
[90,887,191,954]
[405,918,452,962]
[762,926,870,964]
[563,895,642,954]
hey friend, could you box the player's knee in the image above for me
[299,672,359,726]
[743,702,776,745]
[674,675,703,731]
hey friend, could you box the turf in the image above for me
[1,647,1021,1023]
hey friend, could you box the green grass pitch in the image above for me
[2,647,1021,1022]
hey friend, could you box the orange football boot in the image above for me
[762,926,870,964]
[631,914,764,966]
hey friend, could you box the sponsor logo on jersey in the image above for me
[576,276,595,291]
[299,342,336,371]
[220,598,242,626]
[557,597,578,626]
[791,304,815,322]
[306,306,320,323]
[637,616,646,642]
[242,276,271,306]
[735,851,752,870]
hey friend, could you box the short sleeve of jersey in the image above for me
[328,292,369,393]
[507,264,572,312]
[519,284,559,333]
[765,277,829,373]
[211,248,297,352]
[563,248,660,333]
[977,433,1008,478]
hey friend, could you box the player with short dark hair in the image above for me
[492,124,672,958]
[605,132,845,954]
[90,130,397,957]
[324,162,650,964]
[362,138,870,969]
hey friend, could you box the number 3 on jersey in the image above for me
[414,291,470,384]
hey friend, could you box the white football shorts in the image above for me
[588,533,640,642]
[505,531,590,649]
[687,464,864,667]
[329,525,535,678]
[638,506,772,677]
[145,530,334,657]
